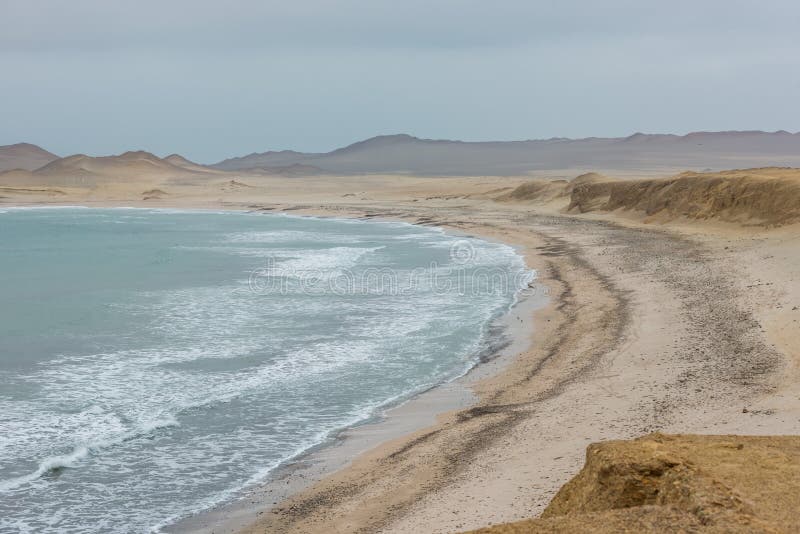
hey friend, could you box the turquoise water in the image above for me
[0,207,531,533]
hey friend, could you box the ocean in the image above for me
[0,207,532,533]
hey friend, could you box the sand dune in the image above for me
[568,168,800,227]
[497,179,569,202]
[497,173,611,204]
[563,171,611,193]
[0,142,59,172]
[495,168,800,227]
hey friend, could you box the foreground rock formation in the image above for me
[468,433,800,533]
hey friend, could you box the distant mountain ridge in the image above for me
[4,131,800,179]
[211,130,800,176]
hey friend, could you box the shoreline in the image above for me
[162,208,549,533]
[227,204,611,533]
[0,202,550,533]
[167,285,546,534]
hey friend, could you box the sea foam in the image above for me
[0,207,531,532]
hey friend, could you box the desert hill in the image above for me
[213,149,312,172]
[0,142,59,172]
[37,151,185,176]
[212,131,800,176]
[0,150,219,188]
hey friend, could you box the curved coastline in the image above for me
[0,204,541,533]
[222,207,583,534]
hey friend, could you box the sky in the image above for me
[1,0,799,163]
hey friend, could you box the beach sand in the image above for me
[2,171,799,532]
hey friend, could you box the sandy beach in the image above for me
[2,168,798,532]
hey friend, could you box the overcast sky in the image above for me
[2,0,799,162]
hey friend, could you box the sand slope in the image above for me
[469,433,800,533]
[494,168,800,227]
[569,167,800,227]
[164,154,226,174]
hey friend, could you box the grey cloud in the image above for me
[2,0,796,52]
